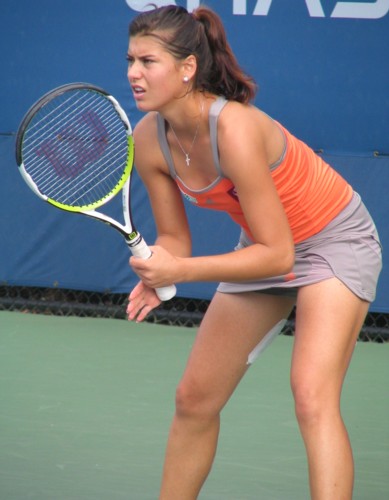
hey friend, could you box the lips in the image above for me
[132,85,145,99]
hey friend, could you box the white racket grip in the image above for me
[130,237,153,260]
[129,238,177,301]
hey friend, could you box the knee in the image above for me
[174,378,218,420]
[291,379,332,427]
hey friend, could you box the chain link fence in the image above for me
[1,285,388,343]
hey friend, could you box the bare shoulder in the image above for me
[217,100,271,138]
[133,112,158,151]
[217,100,283,174]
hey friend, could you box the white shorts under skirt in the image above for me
[217,192,382,302]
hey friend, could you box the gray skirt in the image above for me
[217,192,382,302]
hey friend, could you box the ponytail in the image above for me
[192,7,257,103]
[129,5,257,103]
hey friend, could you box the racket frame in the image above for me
[15,82,176,300]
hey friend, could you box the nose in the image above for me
[127,61,141,81]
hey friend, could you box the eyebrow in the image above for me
[127,52,157,59]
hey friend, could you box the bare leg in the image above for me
[159,291,295,500]
[291,278,369,500]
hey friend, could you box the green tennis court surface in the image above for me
[1,311,387,499]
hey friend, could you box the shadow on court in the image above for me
[0,311,388,499]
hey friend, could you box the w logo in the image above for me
[36,110,108,179]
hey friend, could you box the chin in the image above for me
[135,99,156,113]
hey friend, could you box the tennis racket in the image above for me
[15,82,176,301]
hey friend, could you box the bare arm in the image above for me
[133,113,192,257]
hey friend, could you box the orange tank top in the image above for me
[156,98,353,244]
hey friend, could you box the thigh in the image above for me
[179,291,295,414]
[291,278,370,396]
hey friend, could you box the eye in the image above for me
[126,54,134,65]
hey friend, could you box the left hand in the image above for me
[126,281,161,322]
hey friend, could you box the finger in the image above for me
[129,255,150,270]
[134,304,153,323]
[126,294,145,320]
[127,300,152,322]
[129,283,143,300]
[127,291,145,310]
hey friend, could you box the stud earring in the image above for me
[183,76,189,83]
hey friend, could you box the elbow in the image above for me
[284,250,295,275]
[176,233,192,257]
[276,244,295,276]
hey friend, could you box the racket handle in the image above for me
[128,237,177,301]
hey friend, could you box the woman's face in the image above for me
[127,34,186,113]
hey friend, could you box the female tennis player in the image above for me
[125,5,382,499]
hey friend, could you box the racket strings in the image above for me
[26,94,126,202]
[24,92,108,175]
[22,89,129,207]
[46,101,126,204]
[36,105,125,203]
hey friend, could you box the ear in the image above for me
[181,54,197,81]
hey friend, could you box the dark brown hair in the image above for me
[129,5,257,103]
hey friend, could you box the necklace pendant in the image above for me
[169,98,204,168]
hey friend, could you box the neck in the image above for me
[164,92,206,132]
[167,95,205,167]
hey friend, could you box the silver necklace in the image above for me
[170,99,204,167]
